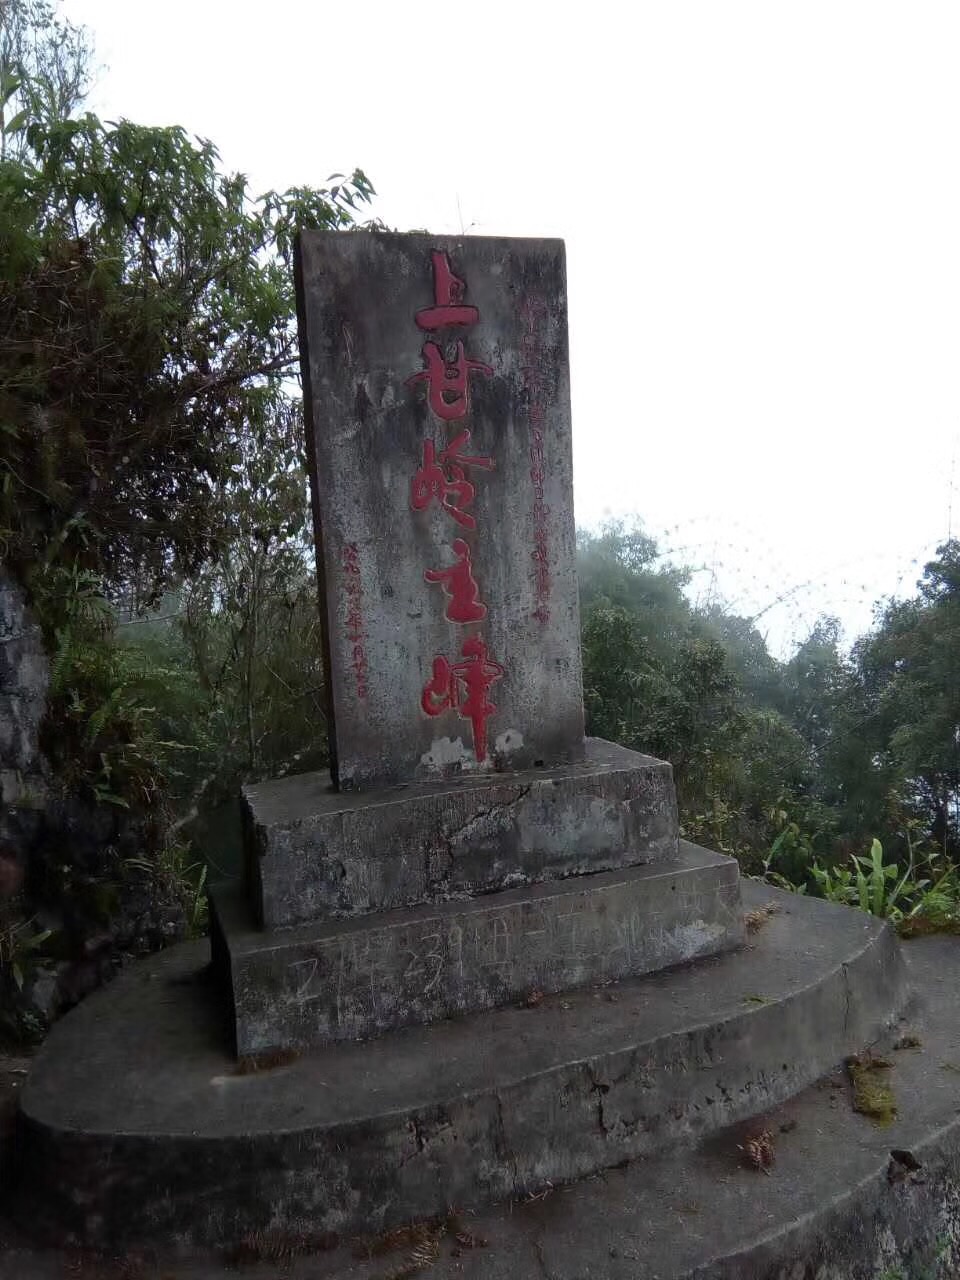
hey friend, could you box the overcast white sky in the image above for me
[64,0,960,655]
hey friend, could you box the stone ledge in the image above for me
[14,879,909,1253]
[244,737,679,928]
[216,841,742,1053]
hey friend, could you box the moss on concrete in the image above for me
[847,1054,897,1125]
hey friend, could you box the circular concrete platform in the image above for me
[15,882,909,1249]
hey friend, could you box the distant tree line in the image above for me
[578,522,960,881]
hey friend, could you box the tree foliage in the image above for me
[0,19,372,836]
[0,4,375,1034]
[1,88,373,611]
[578,524,960,878]
[854,541,960,857]
[578,522,801,859]
[161,399,328,816]
[0,0,91,159]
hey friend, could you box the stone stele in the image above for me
[295,230,584,789]
[210,231,744,1053]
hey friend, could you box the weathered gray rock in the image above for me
[0,570,49,822]
[0,573,189,1029]
[245,738,678,928]
[214,843,743,1053]
[295,231,584,789]
[0,572,49,1031]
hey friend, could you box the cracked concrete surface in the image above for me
[8,931,959,1279]
[16,880,903,1251]
[246,738,679,928]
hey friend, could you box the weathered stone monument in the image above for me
[210,231,744,1056]
[16,232,937,1280]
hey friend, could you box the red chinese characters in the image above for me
[406,341,492,423]
[408,250,505,763]
[410,431,493,530]
[406,243,493,422]
[520,297,551,624]
[420,637,504,763]
[415,250,479,330]
[424,538,487,623]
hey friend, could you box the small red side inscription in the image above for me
[406,341,492,422]
[424,538,487,623]
[520,296,551,623]
[415,250,479,331]
[420,636,504,763]
[341,542,368,700]
[410,431,493,530]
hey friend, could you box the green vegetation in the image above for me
[0,0,369,1034]
[846,1053,897,1125]
[579,522,960,930]
[807,837,960,930]
[3,1,960,1040]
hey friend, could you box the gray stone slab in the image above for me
[15,879,911,1255]
[295,230,584,788]
[216,843,743,1053]
[0,571,48,802]
[245,737,678,928]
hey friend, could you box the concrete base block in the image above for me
[244,737,678,928]
[213,842,742,1054]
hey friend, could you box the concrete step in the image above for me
[297,931,960,1280]
[245,737,680,928]
[15,880,907,1252]
[212,840,743,1053]
[7,929,960,1280]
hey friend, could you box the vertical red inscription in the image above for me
[519,297,551,623]
[410,430,494,529]
[409,249,506,764]
[420,636,505,763]
[424,538,487,623]
[341,542,368,700]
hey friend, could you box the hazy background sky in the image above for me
[64,0,960,655]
